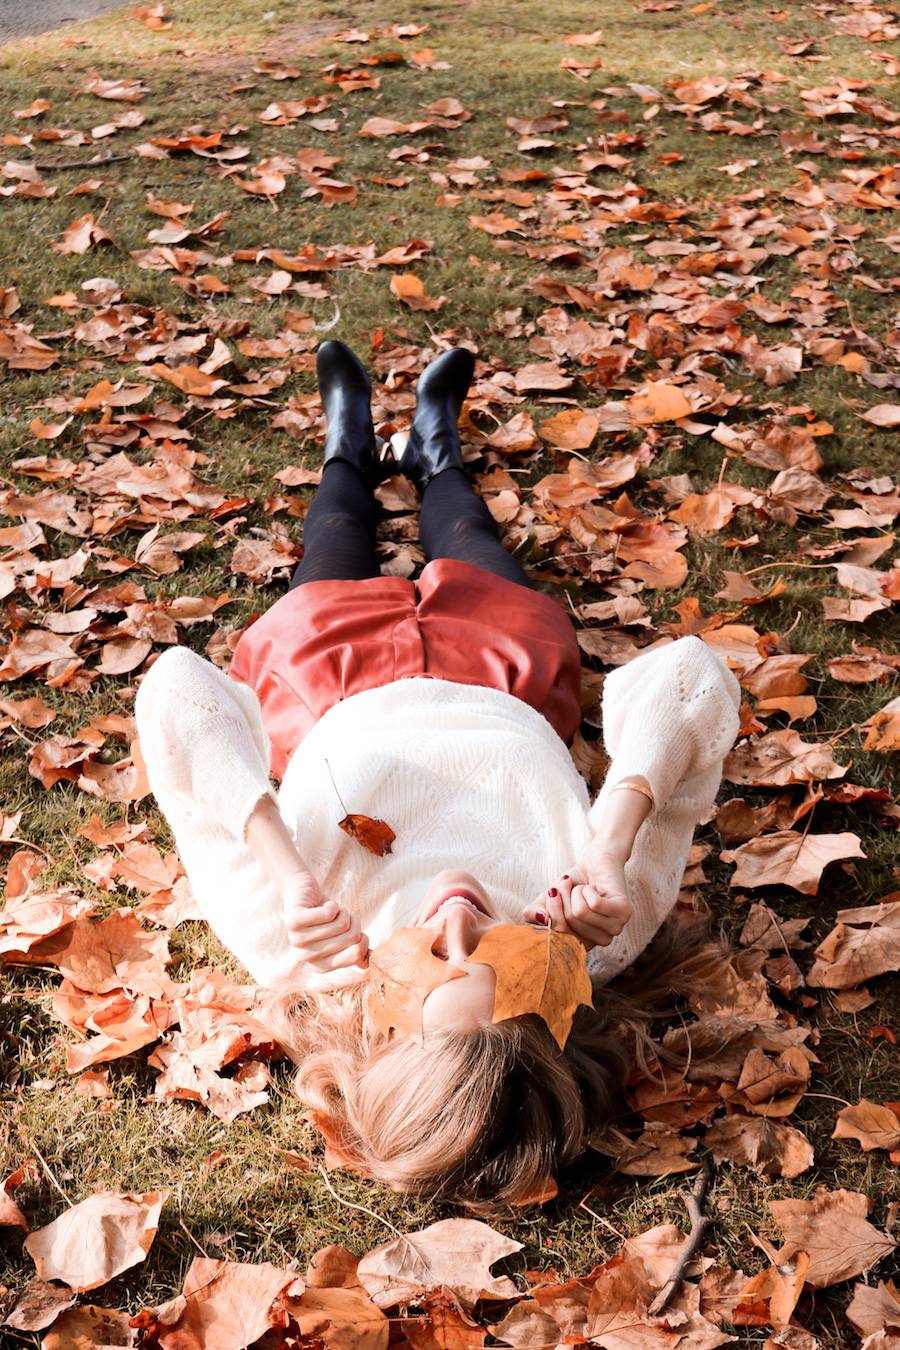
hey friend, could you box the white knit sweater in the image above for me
[134,636,740,992]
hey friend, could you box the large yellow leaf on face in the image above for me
[469,925,593,1049]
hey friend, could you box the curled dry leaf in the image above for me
[338,813,396,856]
[806,898,900,988]
[724,730,846,786]
[356,1217,522,1310]
[769,1188,898,1288]
[3,1277,79,1333]
[1,1162,34,1229]
[832,1099,900,1154]
[24,1190,169,1292]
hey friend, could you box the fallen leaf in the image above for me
[389,273,446,310]
[768,1188,897,1288]
[832,1099,900,1153]
[724,730,846,786]
[860,404,900,427]
[145,1257,296,1349]
[703,1116,814,1177]
[721,830,865,894]
[356,1218,522,1310]
[42,1305,136,1348]
[24,1190,169,1292]
[846,1279,900,1340]
[806,898,900,988]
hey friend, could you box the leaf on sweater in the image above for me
[806,898,900,988]
[356,1217,522,1310]
[368,928,466,1039]
[721,830,865,894]
[469,925,593,1049]
[24,1190,169,1292]
[832,1099,900,1154]
[338,812,396,856]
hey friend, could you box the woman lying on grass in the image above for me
[136,340,741,1211]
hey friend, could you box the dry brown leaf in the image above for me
[2,1276,78,1333]
[356,1218,521,1310]
[615,1123,698,1176]
[806,898,900,988]
[389,273,446,310]
[146,1257,296,1349]
[539,408,600,450]
[338,813,396,856]
[17,908,172,996]
[626,382,692,424]
[703,1116,814,1177]
[860,404,900,427]
[721,1046,810,1118]
[1,1162,34,1229]
[737,1250,810,1329]
[282,1285,389,1349]
[42,1305,136,1348]
[724,730,846,786]
[769,1188,897,1288]
[832,1099,900,1153]
[863,695,900,752]
[846,1279,900,1340]
[721,830,864,895]
[24,1190,168,1292]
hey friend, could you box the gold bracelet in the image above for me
[610,780,655,808]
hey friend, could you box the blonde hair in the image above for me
[263,916,728,1215]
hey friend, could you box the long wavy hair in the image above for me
[262,915,729,1215]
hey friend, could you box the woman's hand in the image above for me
[245,796,368,974]
[282,871,369,973]
[525,839,632,951]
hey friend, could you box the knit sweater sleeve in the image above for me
[588,635,741,828]
[134,646,310,991]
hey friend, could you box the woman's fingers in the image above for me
[567,885,632,947]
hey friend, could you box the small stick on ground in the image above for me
[649,1158,715,1317]
[31,154,131,172]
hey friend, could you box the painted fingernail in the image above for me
[548,888,558,898]
[562,874,570,881]
[535,911,547,924]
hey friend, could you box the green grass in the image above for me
[1,0,899,1343]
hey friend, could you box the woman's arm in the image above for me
[245,797,368,972]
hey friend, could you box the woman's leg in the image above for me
[288,460,381,588]
[418,467,532,588]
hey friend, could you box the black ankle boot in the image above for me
[399,348,476,493]
[317,340,394,489]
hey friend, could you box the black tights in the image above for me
[289,462,530,589]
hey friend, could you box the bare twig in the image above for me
[316,1164,403,1238]
[30,154,131,172]
[25,1138,74,1208]
[648,1158,715,1316]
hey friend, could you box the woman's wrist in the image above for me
[588,775,654,867]
[245,795,309,885]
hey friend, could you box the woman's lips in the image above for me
[425,888,487,922]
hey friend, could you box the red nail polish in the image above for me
[548,888,558,898]
[562,874,570,881]
[535,911,547,924]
